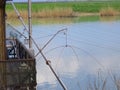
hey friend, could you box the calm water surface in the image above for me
[31,17,120,90]
[7,16,120,90]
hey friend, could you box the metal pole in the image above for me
[35,28,67,57]
[28,0,32,48]
[9,1,67,89]
[31,36,67,90]
[29,29,67,90]
[11,2,28,32]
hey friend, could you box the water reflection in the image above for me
[31,19,120,90]
[7,15,120,25]
[100,16,120,22]
[32,16,120,24]
[7,16,120,90]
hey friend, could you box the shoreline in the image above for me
[6,11,120,19]
[6,1,120,18]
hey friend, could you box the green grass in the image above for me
[72,1,120,12]
[6,1,120,13]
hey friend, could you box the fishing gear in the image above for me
[8,1,67,90]
[35,28,67,57]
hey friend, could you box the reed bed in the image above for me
[6,10,28,20]
[33,7,74,18]
[7,8,74,18]
[100,7,119,16]
[6,1,120,18]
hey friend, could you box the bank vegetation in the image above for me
[6,1,120,18]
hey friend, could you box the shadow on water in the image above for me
[31,16,120,24]
[7,15,120,25]
[32,16,100,24]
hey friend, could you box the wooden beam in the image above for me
[0,1,7,89]
[0,0,6,60]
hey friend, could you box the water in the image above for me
[7,16,120,90]
[31,17,120,90]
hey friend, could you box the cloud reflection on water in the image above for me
[32,20,120,90]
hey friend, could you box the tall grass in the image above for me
[6,1,120,12]
[7,8,73,18]
[6,10,28,19]
[33,7,74,18]
[77,70,120,90]
[6,1,120,18]
[100,7,119,16]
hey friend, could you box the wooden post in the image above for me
[0,1,6,89]
[0,0,6,60]
[28,0,32,49]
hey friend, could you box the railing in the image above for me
[0,39,36,90]
[6,39,34,59]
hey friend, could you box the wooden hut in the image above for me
[0,1,37,90]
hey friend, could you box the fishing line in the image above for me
[36,44,80,73]
[7,22,27,39]
[41,44,107,87]
[37,45,66,60]
[67,37,120,52]
[34,34,55,39]
[30,29,68,90]
[72,23,120,35]
[64,29,68,47]
[7,1,68,90]
[69,27,120,45]
[67,45,80,62]
[35,28,67,57]
[69,45,106,70]
[68,33,120,48]
[52,34,103,69]
[9,1,29,36]
[71,28,120,39]
[39,45,80,72]
[55,46,66,72]
[34,28,110,89]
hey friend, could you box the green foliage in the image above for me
[6,3,27,11]
[72,1,120,12]
[6,1,120,13]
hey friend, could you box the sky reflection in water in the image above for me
[30,20,120,90]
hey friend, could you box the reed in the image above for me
[7,8,74,18]
[6,10,28,21]
[6,1,120,18]
[6,1,120,13]
[100,7,119,16]
[33,7,74,18]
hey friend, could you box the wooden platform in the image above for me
[0,39,37,90]
[0,1,37,89]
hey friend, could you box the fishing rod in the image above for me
[10,1,29,34]
[35,28,67,57]
[8,1,67,89]
[6,22,27,39]
[29,28,68,90]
